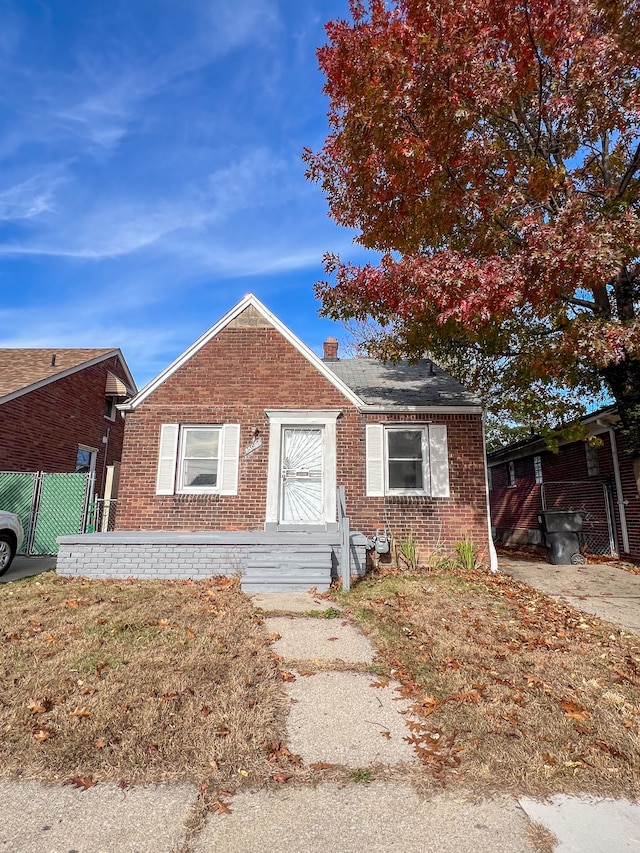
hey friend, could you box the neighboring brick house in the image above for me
[58,295,493,589]
[0,349,136,498]
[488,406,640,563]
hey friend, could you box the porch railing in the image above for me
[337,485,350,591]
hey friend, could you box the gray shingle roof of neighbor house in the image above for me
[325,358,481,408]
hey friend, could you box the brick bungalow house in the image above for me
[58,295,494,589]
[488,405,640,563]
[0,348,136,499]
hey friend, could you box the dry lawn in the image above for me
[0,573,289,789]
[339,564,640,797]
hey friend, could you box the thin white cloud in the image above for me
[0,171,63,221]
[47,0,282,154]
[0,147,293,259]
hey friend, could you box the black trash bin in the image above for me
[538,510,586,566]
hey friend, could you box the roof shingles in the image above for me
[325,358,480,408]
[0,349,116,399]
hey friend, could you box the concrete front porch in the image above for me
[56,530,368,592]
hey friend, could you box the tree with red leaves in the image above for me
[304,0,640,454]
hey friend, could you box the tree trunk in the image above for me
[602,354,640,459]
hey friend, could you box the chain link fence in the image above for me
[86,498,118,532]
[541,480,616,556]
[0,471,93,554]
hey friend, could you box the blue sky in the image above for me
[0,0,367,388]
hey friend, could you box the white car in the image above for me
[0,510,24,575]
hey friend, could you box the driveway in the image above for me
[0,555,56,584]
[500,556,640,635]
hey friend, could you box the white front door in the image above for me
[280,427,323,524]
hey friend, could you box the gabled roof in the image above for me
[487,404,619,464]
[326,358,481,409]
[121,294,481,414]
[0,348,137,406]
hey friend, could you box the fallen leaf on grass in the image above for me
[214,726,231,737]
[211,800,233,815]
[560,700,590,721]
[310,762,334,771]
[32,727,53,742]
[28,699,50,715]
[370,680,388,689]
[419,696,441,715]
[94,738,107,749]
[271,772,292,783]
[69,707,91,718]
[447,691,481,705]
[64,775,96,790]
[280,671,296,682]
[297,669,316,677]
[266,633,281,644]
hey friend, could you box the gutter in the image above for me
[482,413,499,573]
[597,419,630,554]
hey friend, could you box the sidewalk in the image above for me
[1,591,639,852]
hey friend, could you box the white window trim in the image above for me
[385,426,430,496]
[507,460,516,487]
[155,423,240,496]
[265,410,340,527]
[76,444,98,477]
[533,454,543,484]
[104,396,117,421]
[366,423,450,498]
[177,425,222,494]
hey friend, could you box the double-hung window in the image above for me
[156,423,240,496]
[533,454,543,484]
[178,426,220,492]
[366,423,450,497]
[386,428,427,492]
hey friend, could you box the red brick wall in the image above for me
[117,321,489,558]
[489,454,542,543]
[490,434,640,561]
[0,355,129,497]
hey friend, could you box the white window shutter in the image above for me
[219,424,240,495]
[156,424,179,495]
[366,424,385,496]
[429,425,450,498]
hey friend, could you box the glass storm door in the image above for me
[280,428,323,524]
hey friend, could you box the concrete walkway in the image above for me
[500,557,640,634]
[1,589,639,852]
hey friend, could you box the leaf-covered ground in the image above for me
[0,573,289,791]
[338,564,640,798]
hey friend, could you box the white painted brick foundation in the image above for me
[56,531,368,593]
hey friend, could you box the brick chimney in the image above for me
[322,337,339,361]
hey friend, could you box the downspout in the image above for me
[597,422,630,554]
[482,413,499,573]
